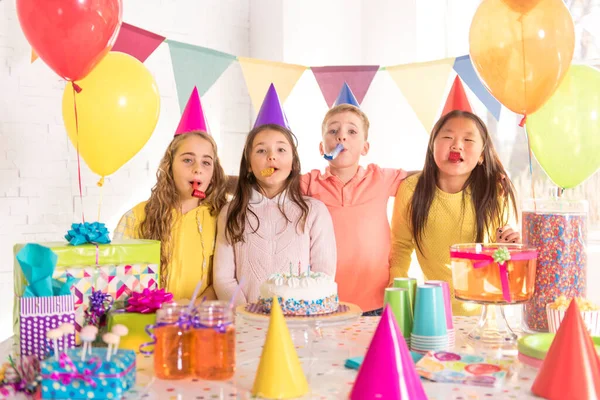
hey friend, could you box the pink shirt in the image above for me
[213,189,337,305]
[301,164,407,312]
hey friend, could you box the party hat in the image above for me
[174,86,209,135]
[253,83,291,130]
[251,297,309,399]
[531,301,600,399]
[333,82,360,107]
[350,305,427,399]
[441,76,472,116]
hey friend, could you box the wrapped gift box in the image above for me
[107,311,156,353]
[40,348,136,399]
[13,240,160,337]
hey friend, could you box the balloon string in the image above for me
[524,125,537,213]
[97,179,104,222]
[73,83,85,223]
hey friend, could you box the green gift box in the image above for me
[107,311,156,352]
[13,239,160,338]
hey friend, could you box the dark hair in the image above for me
[410,110,517,252]
[225,124,309,244]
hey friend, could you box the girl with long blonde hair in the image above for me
[114,130,228,300]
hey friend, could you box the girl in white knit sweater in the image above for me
[213,124,337,304]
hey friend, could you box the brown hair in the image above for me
[410,110,517,252]
[321,104,370,139]
[140,131,228,287]
[225,124,309,244]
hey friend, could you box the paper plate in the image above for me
[518,333,600,360]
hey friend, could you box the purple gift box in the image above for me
[20,294,76,360]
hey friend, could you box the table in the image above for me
[1,316,542,399]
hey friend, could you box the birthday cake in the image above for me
[258,272,339,316]
[40,348,136,399]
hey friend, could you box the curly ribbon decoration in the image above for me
[449,249,537,303]
[126,288,173,314]
[50,353,101,388]
[139,315,231,355]
[84,289,114,328]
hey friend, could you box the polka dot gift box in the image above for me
[40,347,136,399]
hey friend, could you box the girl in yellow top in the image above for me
[114,131,228,301]
[390,110,520,316]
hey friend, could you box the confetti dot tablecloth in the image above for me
[0,316,542,399]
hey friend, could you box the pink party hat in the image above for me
[350,305,428,399]
[175,86,209,135]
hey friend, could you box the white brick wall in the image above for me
[0,0,251,341]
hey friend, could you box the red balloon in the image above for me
[16,0,123,81]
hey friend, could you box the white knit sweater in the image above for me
[213,189,337,304]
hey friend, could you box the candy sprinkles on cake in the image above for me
[257,269,339,316]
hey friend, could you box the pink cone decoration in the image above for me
[175,86,209,135]
[350,305,428,399]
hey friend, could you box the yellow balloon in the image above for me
[469,0,574,115]
[62,51,160,178]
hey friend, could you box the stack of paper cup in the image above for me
[384,288,413,347]
[425,280,455,347]
[410,285,449,353]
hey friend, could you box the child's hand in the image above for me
[497,226,521,243]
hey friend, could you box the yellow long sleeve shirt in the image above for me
[390,174,507,316]
[113,201,216,301]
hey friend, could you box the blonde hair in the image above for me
[139,131,228,287]
[321,104,370,140]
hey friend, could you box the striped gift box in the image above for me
[19,294,76,360]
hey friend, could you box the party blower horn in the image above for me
[251,297,309,399]
[350,305,427,399]
[531,300,600,399]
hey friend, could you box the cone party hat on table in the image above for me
[333,82,360,107]
[174,86,209,135]
[441,75,472,116]
[251,296,309,399]
[350,305,427,400]
[531,301,600,399]
[253,83,291,130]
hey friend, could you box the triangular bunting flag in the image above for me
[112,23,165,63]
[167,40,236,111]
[350,306,427,399]
[238,57,306,113]
[442,75,473,116]
[252,297,309,398]
[387,58,455,133]
[311,65,379,107]
[531,301,600,399]
[333,82,360,107]
[31,49,37,63]
[453,55,501,120]
[175,87,210,135]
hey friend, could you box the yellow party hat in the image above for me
[251,297,309,399]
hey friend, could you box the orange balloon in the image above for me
[469,0,574,116]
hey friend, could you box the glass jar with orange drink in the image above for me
[154,303,193,380]
[191,301,235,380]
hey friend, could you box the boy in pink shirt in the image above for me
[300,95,409,314]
